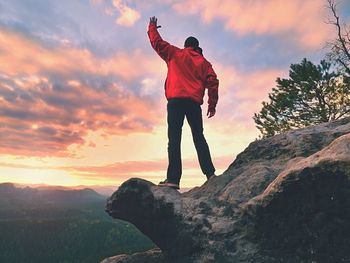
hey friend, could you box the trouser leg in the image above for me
[167,99,185,184]
[185,101,215,177]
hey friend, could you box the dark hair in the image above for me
[184,36,203,55]
[184,36,199,48]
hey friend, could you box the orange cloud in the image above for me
[93,0,141,27]
[213,62,284,120]
[0,28,169,157]
[0,29,164,79]
[71,155,232,176]
[172,0,334,49]
[0,74,161,156]
[0,155,234,182]
[113,0,141,27]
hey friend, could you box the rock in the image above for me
[101,248,163,263]
[103,117,350,263]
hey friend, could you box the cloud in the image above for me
[69,155,234,181]
[171,0,334,49]
[210,62,284,124]
[112,0,141,27]
[0,155,234,183]
[0,26,287,158]
[91,0,103,4]
[0,29,166,157]
[0,73,162,157]
[92,0,141,27]
[0,29,164,80]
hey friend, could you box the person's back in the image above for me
[166,47,209,104]
[148,16,219,190]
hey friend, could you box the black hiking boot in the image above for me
[158,179,180,190]
[206,174,216,180]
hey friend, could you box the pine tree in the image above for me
[254,58,350,138]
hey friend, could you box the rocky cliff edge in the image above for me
[103,117,350,263]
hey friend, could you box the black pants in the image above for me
[167,98,215,184]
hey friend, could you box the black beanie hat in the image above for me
[184,36,199,48]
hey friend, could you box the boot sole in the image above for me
[158,183,180,190]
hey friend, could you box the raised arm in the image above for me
[206,64,219,118]
[147,16,179,62]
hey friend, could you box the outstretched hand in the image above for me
[149,16,161,28]
[207,108,216,118]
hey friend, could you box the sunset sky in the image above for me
[1,0,349,191]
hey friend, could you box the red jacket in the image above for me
[148,23,219,111]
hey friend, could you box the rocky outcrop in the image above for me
[104,117,350,262]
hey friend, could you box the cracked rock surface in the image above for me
[103,118,350,262]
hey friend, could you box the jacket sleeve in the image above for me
[206,64,219,111]
[147,23,178,62]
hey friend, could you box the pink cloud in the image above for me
[0,29,167,157]
[213,63,284,121]
[0,29,164,80]
[112,0,141,27]
[0,74,161,157]
[0,27,283,157]
[93,0,141,27]
[0,154,234,182]
[172,0,334,49]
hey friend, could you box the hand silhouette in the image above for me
[207,108,216,118]
[149,16,161,28]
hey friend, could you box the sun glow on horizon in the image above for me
[0,167,82,186]
[0,0,344,188]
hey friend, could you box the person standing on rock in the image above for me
[148,16,219,190]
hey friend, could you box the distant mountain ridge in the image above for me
[0,182,117,196]
[0,182,104,200]
[0,183,107,220]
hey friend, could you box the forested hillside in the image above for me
[0,183,155,263]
